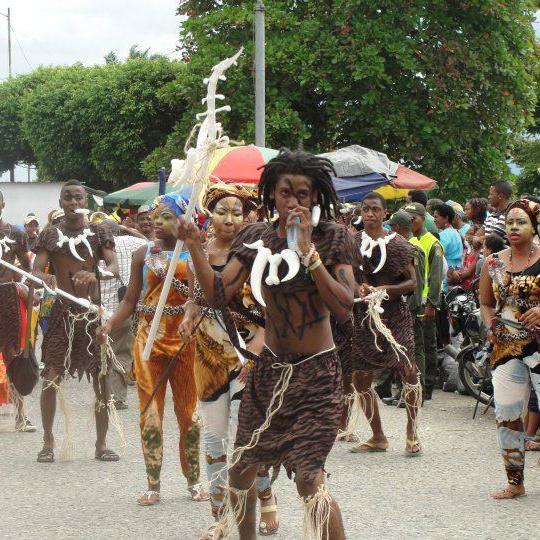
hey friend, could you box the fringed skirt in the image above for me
[352,300,415,373]
[233,348,342,484]
[41,300,101,381]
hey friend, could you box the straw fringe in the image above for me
[301,484,332,540]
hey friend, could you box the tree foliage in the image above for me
[146,0,538,199]
[0,56,187,190]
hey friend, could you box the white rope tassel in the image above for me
[106,397,127,454]
[213,482,254,538]
[402,374,423,446]
[341,388,377,439]
[302,484,332,540]
[337,391,363,441]
[57,383,74,461]
[361,289,410,366]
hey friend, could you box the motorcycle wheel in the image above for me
[458,349,493,406]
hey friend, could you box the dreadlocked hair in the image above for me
[258,148,339,221]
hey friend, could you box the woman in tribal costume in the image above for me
[100,193,208,506]
[479,199,540,499]
[180,184,279,539]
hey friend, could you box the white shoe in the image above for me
[16,417,37,433]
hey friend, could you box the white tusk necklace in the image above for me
[360,231,396,274]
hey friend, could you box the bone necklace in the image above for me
[55,227,95,262]
[243,240,300,307]
[360,231,396,274]
[0,234,15,259]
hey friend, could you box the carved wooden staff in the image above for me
[142,48,243,361]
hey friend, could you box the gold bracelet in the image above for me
[309,259,323,272]
[309,250,321,265]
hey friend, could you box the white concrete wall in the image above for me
[0,183,63,227]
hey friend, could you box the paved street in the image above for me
[1,382,538,540]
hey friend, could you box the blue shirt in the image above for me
[439,227,463,269]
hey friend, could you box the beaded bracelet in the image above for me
[301,243,316,267]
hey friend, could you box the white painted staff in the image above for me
[142,48,243,361]
[0,257,99,313]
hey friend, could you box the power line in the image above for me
[9,22,33,71]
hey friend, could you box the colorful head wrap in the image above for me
[202,183,257,215]
[151,192,189,217]
[505,199,540,236]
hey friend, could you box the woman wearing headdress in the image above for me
[479,199,540,499]
[179,183,279,539]
[100,193,208,506]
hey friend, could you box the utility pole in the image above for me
[7,8,11,79]
[4,8,15,181]
[254,0,265,147]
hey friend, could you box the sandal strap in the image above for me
[141,490,160,499]
[260,505,278,513]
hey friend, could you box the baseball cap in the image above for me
[402,202,426,217]
[138,204,151,215]
[387,210,413,228]
[24,214,39,226]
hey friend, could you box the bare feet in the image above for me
[259,493,279,536]
[491,484,526,499]
[350,437,389,453]
[137,490,161,506]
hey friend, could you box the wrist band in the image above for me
[309,259,323,272]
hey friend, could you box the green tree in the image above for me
[0,68,57,175]
[18,58,188,189]
[149,0,537,199]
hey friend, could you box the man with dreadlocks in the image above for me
[177,148,354,540]
[347,192,422,456]
[33,180,120,463]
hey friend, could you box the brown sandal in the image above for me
[350,440,388,453]
[404,439,422,457]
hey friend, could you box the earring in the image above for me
[311,205,321,227]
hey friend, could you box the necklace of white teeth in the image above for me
[0,235,15,259]
[243,240,301,307]
[55,227,95,262]
[359,231,396,273]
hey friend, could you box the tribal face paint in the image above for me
[212,196,244,240]
[153,204,178,239]
[506,208,534,244]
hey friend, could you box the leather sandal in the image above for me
[259,494,279,536]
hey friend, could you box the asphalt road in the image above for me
[1,383,537,540]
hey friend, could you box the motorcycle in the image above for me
[444,286,493,406]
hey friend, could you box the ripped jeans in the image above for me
[493,357,540,486]
[199,374,272,516]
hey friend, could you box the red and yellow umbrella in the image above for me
[208,145,279,184]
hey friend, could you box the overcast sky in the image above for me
[0,0,182,79]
